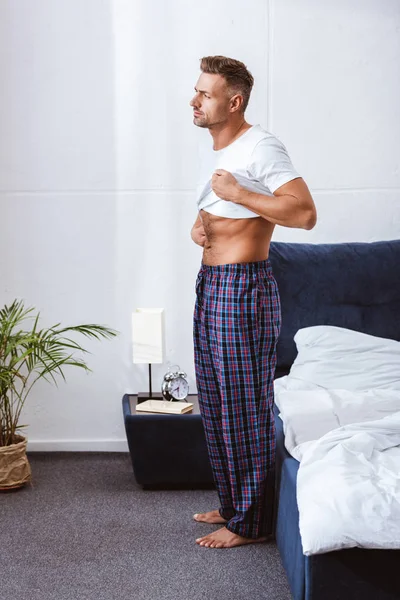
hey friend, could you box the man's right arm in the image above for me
[191,214,206,247]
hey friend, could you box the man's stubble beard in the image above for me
[194,114,228,130]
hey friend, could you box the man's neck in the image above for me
[210,120,252,151]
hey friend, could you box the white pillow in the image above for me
[289,325,400,391]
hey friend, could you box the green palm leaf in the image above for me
[0,299,119,446]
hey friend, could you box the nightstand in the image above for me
[122,393,214,489]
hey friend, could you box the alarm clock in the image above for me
[161,366,189,402]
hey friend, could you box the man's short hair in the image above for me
[200,55,254,113]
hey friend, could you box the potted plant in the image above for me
[0,299,118,490]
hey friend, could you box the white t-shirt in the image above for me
[196,124,301,219]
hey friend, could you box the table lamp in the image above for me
[132,308,165,401]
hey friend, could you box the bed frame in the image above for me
[269,240,400,600]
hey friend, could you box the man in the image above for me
[190,55,316,549]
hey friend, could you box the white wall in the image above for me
[0,0,399,451]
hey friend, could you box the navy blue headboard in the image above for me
[269,240,400,377]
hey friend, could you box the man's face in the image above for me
[189,73,234,129]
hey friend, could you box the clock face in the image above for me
[170,376,189,400]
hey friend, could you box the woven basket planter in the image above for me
[0,435,31,490]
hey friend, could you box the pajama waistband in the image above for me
[199,258,273,276]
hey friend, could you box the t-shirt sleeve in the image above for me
[247,136,301,193]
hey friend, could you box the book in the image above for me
[135,399,194,414]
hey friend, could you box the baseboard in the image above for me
[26,439,130,452]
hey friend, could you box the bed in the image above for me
[268,240,400,600]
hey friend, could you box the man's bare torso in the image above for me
[200,209,274,266]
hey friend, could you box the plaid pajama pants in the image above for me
[193,259,281,539]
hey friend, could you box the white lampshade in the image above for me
[132,308,165,364]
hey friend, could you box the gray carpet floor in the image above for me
[1,452,292,600]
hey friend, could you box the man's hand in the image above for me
[211,169,242,202]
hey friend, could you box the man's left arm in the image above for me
[233,176,317,230]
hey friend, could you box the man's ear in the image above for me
[229,94,243,113]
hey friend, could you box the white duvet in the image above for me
[274,376,400,556]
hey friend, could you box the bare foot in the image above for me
[193,510,228,524]
[196,527,269,548]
